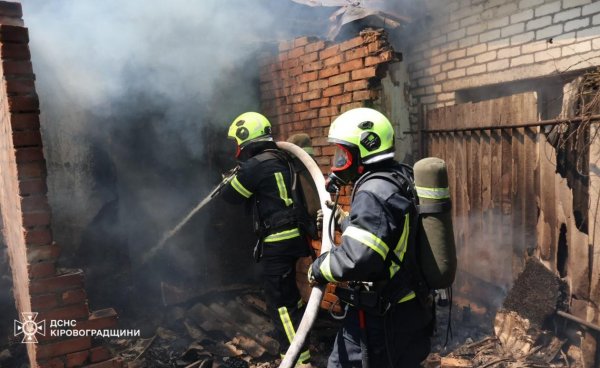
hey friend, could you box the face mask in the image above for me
[326,144,363,192]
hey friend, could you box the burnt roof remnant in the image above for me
[290,0,422,40]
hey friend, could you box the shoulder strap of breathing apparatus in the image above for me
[351,164,430,306]
[253,149,318,241]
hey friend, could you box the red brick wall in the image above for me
[259,29,397,311]
[0,2,120,367]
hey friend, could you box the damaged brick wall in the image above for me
[0,2,121,367]
[258,29,397,311]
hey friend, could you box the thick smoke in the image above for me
[18,0,325,321]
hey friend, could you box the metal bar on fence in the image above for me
[403,113,600,135]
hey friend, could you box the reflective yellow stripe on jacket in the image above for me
[343,226,390,260]
[389,214,410,278]
[275,172,293,206]
[264,228,300,243]
[231,176,252,198]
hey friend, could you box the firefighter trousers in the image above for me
[262,253,311,364]
[327,298,432,368]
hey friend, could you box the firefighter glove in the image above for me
[316,209,323,230]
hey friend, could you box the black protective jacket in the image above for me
[311,160,417,300]
[221,141,308,265]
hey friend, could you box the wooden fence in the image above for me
[424,92,592,306]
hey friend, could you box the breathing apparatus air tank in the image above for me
[413,157,457,289]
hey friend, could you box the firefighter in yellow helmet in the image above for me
[221,112,312,366]
[309,108,433,367]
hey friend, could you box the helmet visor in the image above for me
[332,144,353,172]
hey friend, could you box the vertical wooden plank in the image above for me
[500,96,514,286]
[469,102,484,280]
[589,124,600,309]
[523,93,539,259]
[538,127,557,271]
[427,108,438,158]
[489,99,504,288]
[511,94,526,279]
[480,100,493,284]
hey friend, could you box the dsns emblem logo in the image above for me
[14,312,45,343]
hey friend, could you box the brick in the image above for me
[288,46,305,59]
[305,40,325,53]
[0,24,28,43]
[466,64,486,75]
[430,53,447,65]
[300,51,318,64]
[292,102,309,112]
[555,8,582,22]
[442,61,455,71]
[297,110,318,121]
[294,36,310,48]
[289,94,302,104]
[456,57,475,68]
[13,130,41,147]
[476,50,496,63]
[29,261,56,279]
[30,271,84,295]
[466,23,487,35]
[66,350,90,367]
[535,1,561,17]
[351,67,376,80]
[8,95,39,112]
[282,58,299,69]
[447,28,466,42]
[0,43,30,60]
[577,25,600,38]
[25,228,52,245]
[297,71,317,84]
[364,50,394,65]
[18,160,46,179]
[593,37,600,49]
[2,60,32,75]
[339,36,363,51]
[434,72,447,82]
[83,357,124,368]
[328,72,350,86]
[344,46,368,61]
[562,40,591,55]
[340,101,364,113]
[309,97,329,109]
[39,358,65,368]
[302,90,321,101]
[322,85,343,97]
[0,1,22,18]
[594,13,600,25]
[5,79,35,94]
[38,303,90,322]
[458,35,478,48]
[89,346,111,363]
[430,34,447,47]
[343,80,369,93]
[289,65,302,76]
[479,29,500,42]
[466,44,487,56]
[488,16,509,30]
[319,65,339,79]
[563,0,592,9]
[16,147,44,162]
[527,15,552,30]
[76,308,118,331]
[308,80,328,91]
[512,9,534,23]
[31,293,59,310]
[511,54,534,66]
[564,18,590,32]
[519,0,544,9]
[26,244,60,267]
[339,59,364,73]
[366,40,384,54]
[19,179,47,195]
[447,68,466,79]
[318,106,339,117]
[353,90,377,101]
[448,49,466,60]
[521,41,548,54]
[511,31,535,45]
[501,23,525,37]
[582,2,600,16]
[536,24,564,40]
[498,46,521,58]
[460,14,481,28]
[320,45,340,59]
[323,54,343,67]
[37,337,92,360]
[302,60,323,72]
[331,94,352,106]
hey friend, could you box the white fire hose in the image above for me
[276,141,333,368]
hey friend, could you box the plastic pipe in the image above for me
[276,141,333,368]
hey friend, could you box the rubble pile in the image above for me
[105,287,338,368]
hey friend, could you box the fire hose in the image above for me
[276,141,333,368]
